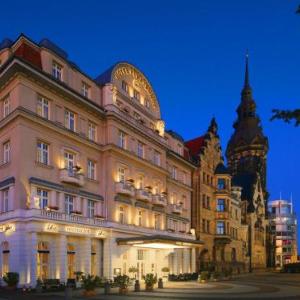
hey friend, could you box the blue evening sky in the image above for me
[1,0,299,248]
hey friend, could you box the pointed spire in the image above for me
[208,116,218,134]
[244,50,250,88]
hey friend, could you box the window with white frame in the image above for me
[65,110,75,131]
[2,189,9,212]
[137,141,144,158]
[137,249,144,260]
[64,151,75,172]
[171,166,177,180]
[153,151,161,166]
[52,61,62,81]
[37,141,49,165]
[119,206,125,224]
[118,130,126,149]
[3,141,10,164]
[88,122,96,141]
[81,81,90,98]
[37,96,49,119]
[3,97,10,118]
[118,167,125,183]
[64,194,74,214]
[87,199,95,218]
[87,160,96,180]
[216,221,225,235]
[37,188,48,209]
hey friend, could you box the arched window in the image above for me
[37,241,49,280]
[67,243,76,279]
[1,241,9,275]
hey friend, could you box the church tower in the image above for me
[226,54,269,203]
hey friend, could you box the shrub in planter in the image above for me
[143,273,157,291]
[3,272,19,289]
[74,271,84,288]
[128,266,138,279]
[81,274,101,297]
[199,271,210,283]
[211,271,221,281]
[114,275,130,295]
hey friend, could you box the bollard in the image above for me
[134,280,140,292]
[65,285,73,300]
[158,278,163,289]
[104,281,111,295]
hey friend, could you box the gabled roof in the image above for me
[185,136,205,157]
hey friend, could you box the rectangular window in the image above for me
[137,141,144,158]
[202,219,206,232]
[137,175,144,189]
[37,141,49,165]
[65,194,74,214]
[154,214,160,230]
[145,99,150,109]
[65,110,75,131]
[52,61,62,81]
[88,122,96,141]
[138,210,143,226]
[64,151,75,171]
[202,194,206,209]
[119,206,125,224]
[3,141,10,164]
[3,97,10,118]
[118,131,126,149]
[118,167,125,183]
[154,151,161,166]
[121,81,129,93]
[217,178,226,190]
[217,199,225,212]
[171,166,177,180]
[3,189,9,212]
[81,82,90,98]
[87,199,95,218]
[217,221,225,235]
[137,249,144,260]
[87,160,96,180]
[182,172,187,184]
[37,188,48,209]
[133,90,140,101]
[37,96,49,119]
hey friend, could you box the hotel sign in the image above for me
[65,226,91,235]
[0,223,15,234]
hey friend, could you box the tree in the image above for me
[270,109,300,126]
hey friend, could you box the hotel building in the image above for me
[0,34,201,286]
[268,199,298,267]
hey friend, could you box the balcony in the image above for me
[60,168,84,186]
[136,189,152,202]
[152,195,167,206]
[215,211,229,220]
[170,204,183,214]
[115,182,135,197]
[214,234,231,245]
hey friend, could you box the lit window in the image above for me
[37,96,49,119]
[3,141,10,164]
[217,199,225,212]
[171,166,177,180]
[37,141,49,165]
[118,167,125,183]
[217,221,225,235]
[81,82,90,98]
[87,200,95,218]
[65,110,75,131]
[133,90,140,101]
[52,61,62,81]
[119,206,125,224]
[137,141,144,158]
[37,242,49,280]
[154,151,161,166]
[121,81,129,93]
[37,188,48,209]
[3,97,10,118]
[217,178,226,190]
[87,160,96,180]
[153,182,160,195]
[64,151,75,171]
[88,122,96,141]
[137,175,144,189]
[118,131,126,149]
[2,189,9,212]
[1,241,9,275]
[65,194,74,214]
[138,210,143,226]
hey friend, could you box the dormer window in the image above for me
[122,81,129,93]
[52,61,62,81]
[81,82,90,98]
[145,98,150,109]
[133,90,140,101]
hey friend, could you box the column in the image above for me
[183,249,190,273]
[173,250,178,274]
[82,198,88,217]
[82,238,91,274]
[191,248,196,273]
[59,234,67,283]
[29,232,38,286]
[103,235,113,279]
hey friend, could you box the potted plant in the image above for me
[143,273,157,291]
[114,275,130,295]
[128,266,138,279]
[74,271,83,288]
[3,272,19,290]
[161,267,169,278]
[199,271,210,283]
[81,274,101,297]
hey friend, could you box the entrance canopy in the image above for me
[116,235,204,249]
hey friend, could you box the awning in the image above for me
[116,234,204,249]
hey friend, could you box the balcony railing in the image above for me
[170,204,183,214]
[115,182,135,197]
[215,211,229,220]
[60,168,84,186]
[152,195,167,206]
[136,189,152,202]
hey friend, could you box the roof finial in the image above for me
[244,49,250,88]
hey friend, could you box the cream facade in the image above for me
[0,35,200,286]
